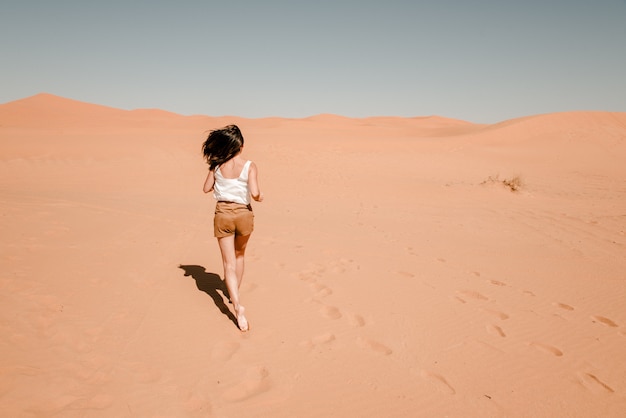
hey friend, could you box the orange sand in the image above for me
[1,93,625,417]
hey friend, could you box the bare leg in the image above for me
[235,233,250,288]
[218,234,251,331]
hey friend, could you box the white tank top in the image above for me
[213,160,252,205]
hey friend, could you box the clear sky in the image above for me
[1,0,625,123]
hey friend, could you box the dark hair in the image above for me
[201,125,244,170]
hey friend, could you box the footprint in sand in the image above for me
[210,341,240,362]
[577,372,614,394]
[310,282,333,297]
[457,290,489,301]
[347,313,366,327]
[311,333,336,345]
[300,333,336,350]
[297,264,325,282]
[319,305,342,320]
[529,342,563,357]
[297,272,317,283]
[357,337,392,356]
[329,263,347,274]
[486,324,506,338]
[553,302,575,311]
[488,279,507,287]
[222,366,271,402]
[591,315,618,328]
[420,370,456,395]
[482,308,509,320]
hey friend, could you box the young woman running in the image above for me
[202,125,263,331]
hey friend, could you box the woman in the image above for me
[202,125,263,331]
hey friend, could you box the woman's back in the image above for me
[217,155,247,179]
[214,156,251,205]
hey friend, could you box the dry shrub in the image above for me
[481,174,523,192]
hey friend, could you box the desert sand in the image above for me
[1,93,625,417]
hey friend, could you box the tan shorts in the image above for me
[214,201,254,238]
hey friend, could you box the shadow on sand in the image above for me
[178,264,237,328]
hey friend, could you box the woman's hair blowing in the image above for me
[202,125,245,170]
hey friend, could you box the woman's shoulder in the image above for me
[242,160,253,176]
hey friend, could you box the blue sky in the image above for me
[1,0,625,123]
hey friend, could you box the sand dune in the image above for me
[1,94,625,417]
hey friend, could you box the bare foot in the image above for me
[236,306,249,332]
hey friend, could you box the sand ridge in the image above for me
[1,94,625,417]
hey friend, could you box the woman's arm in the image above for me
[203,170,215,193]
[248,162,263,202]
